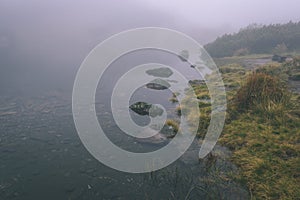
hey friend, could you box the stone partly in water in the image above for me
[272,54,287,63]
[146,79,171,90]
[129,102,163,117]
[148,105,164,117]
[134,123,179,145]
[145,67,173,78]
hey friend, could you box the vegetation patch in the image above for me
[186,57,300,199]
[222,59,300,199]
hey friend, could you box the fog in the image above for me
[0,0,299,94]
[143,0,300,31]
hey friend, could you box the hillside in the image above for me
[205,21,300,58]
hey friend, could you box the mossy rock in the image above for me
[129,102,163,117]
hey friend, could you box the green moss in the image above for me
[220,114,300,199]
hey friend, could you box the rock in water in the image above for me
[129,102,151,116]
[146,79,171,90]
[146,67,173,78]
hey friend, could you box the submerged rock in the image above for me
[135,133,167,145]
[146,67,173,78]
[146,79,171,90]
[178,50,189,62]
[134,127,167,145]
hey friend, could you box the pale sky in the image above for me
[1,0,299,44]
[142,0,300,30]
[0,0,299,68]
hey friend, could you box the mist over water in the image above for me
[1,0,299,95]
[0,0,190,95]
[0,0,227,95]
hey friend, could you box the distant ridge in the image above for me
[204,21,300,58]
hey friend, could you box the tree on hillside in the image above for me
[205,21,300,57]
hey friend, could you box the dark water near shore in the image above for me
[0,91,249,200]
[0,50,249,199]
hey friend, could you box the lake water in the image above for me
[0,50,249,199]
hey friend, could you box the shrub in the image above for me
[234,72,290,119]
[233,48,249,56]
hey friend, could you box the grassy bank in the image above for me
[175,56,300,199]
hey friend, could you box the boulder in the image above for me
[146,67,173,78]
